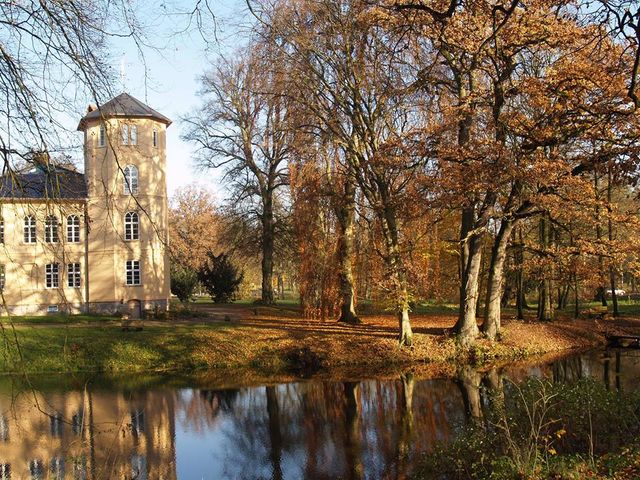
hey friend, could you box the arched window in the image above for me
[24,216,36,243]
[123,165,138,195]
[44,215,58,243]
[124,212,139,241]
[67,215,80,243]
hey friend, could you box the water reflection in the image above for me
[0,349,639,479]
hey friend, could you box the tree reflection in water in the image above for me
[0,350,638,479]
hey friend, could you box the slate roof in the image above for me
[0,165,87,200]
[77,92,172,130]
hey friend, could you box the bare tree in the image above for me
[184,51,291,304]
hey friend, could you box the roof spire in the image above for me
[119,55,128,93]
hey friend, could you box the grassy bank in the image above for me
[0,305,620,375]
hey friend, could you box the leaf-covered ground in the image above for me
[1,304,632,377]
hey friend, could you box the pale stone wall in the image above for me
[0,200,87,314]
[0,111,171,316]
[82,116,170,316]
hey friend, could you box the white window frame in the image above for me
[99,124,106,147]
[124,212,139,241]
[126,260,141,286]
[130,125,138,145]
[67,263,81,288]
[123,165,139,195]
[0,265,5,292]
[45,263,59,289]
[44,215,58,243]
[24,216,36,243]
[121,124,129,145]
[67,215,80,243]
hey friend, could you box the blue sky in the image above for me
[104,0,249,197]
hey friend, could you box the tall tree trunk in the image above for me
[380,197,413,346]
[607,164,619,317]
[574,273,580,318]
[262,197,275,304]
[483,219,515,340]
[515,226,526,320]
[454,207,482,346]
[266,386,283,480]
[537,212,554,321]
[337,176,360,324]
[594,170,608,307]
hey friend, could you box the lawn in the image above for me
[0,303,624,376]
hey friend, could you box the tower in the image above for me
[77,93,171,315]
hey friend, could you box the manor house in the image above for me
[0,93,171,317]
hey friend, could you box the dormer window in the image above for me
[123,165,139,195]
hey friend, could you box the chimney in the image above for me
[86,104,97,114]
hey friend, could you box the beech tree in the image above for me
[184,51,291,305]
[169,185,220,271]
[263,0,435,344]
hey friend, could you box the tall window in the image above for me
[0,265,5,292]
[99,124,106,147]
[124,212,139,240]
[130,125,138,145]
[121,124,129,145]
[45,263,59,288]
[0,218,4,244]
[0,463,10,480]
[123,165,138,195]
[67,263,81,288]
[126,260,141,286]
[24,216,36,243]
[67,215,80,243]
[45,215,58,243]
[152,129,158,148]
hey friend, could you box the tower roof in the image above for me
[77,93,172,130]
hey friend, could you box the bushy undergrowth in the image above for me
[414,378,640,480]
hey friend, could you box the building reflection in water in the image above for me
[0,350,638,479]
[0,385,177,479]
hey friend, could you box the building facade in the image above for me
[0,93,171,316]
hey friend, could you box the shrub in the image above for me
[198,251,244,303]
[170,265,199,303]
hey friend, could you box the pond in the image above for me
[0,349,638,480]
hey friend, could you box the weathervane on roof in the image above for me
[119,55,128,93]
